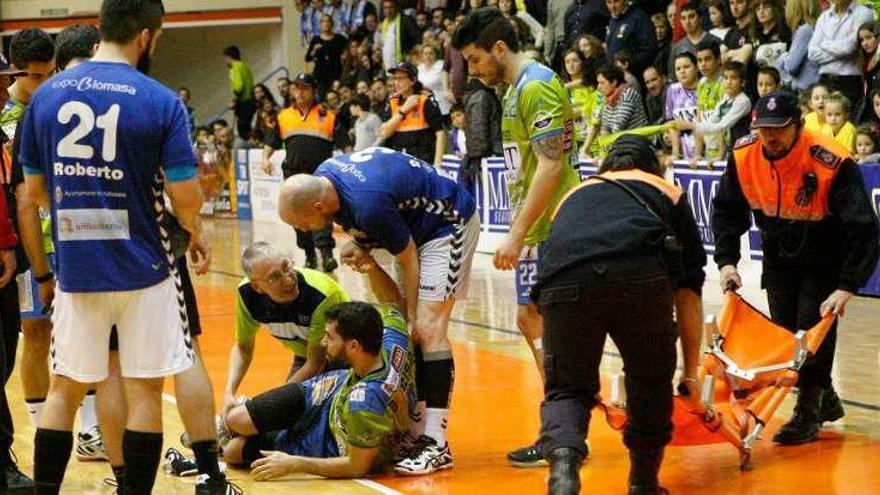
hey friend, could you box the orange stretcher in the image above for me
[598,288,837,471]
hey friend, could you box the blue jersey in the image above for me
[18,61,197,292]
[315,147,475,254]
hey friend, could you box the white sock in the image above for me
[26,399,45,428]
[79,392,99,433]
[424,407,449,446]
[410,401,427,437]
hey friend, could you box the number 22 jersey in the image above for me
[18,61,197,293]
[501,60,580,246]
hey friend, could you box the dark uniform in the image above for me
[535,135,705,495]
[267,74,347,270]
[713,91,880,444]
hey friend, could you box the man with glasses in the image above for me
[221,241,349,426]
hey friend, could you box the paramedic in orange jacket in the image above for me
[713,91,880,446]
[378,63,446,166]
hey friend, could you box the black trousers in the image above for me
[819,74,864,121]
[294,226,335,252]
[0,279,20,457]
[538,256,677,457]
[234,99,257,140]
[763,265,838,389]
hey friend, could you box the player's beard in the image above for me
[137,51,152,75]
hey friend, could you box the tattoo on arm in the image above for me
[533,133,564,161]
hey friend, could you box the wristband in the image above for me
[35,272,54,284]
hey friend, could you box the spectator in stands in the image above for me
[563,0,608,60]
[379,0,421,72]
[751,0,790,69]
[575,34,606,65]
[443,14,468,105]
[417,44,450,116]
[564,49,597,150]
[613,51,641,91]
[809,0,875,120]
[276,76,291,107]
[696,39,725,161]
[859,21,880,97]
[544,0,575,70]
[356,79,370,95]
[756,66,781,97]
[653,12,673,77]
[449,103,467,157]
[864,87,880,134]
[325,0,352,34]
[499,0,544,48]
[349,93,383,150]
[301,0,325,46]
[350,0,379,35]
[721,0,757,98]
[178,87,197,141]
[669,2,718,79]
[821,91,858,151]
[776,0,821,93]
[223,45,256,141]
[804,82,830,133]
[355,12,380,50]
[379,63,446,165]
[667,52,700,159]
[584,64,648,155]
[643,65,670,124]
[677,61,752,166]
[607,0,657,82]
[462,76,502,192]
[707,0,734,41]
[307,14,348,96]
[855,124,880,162]
[370,77,389,112]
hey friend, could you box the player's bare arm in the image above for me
[251,444,379,480]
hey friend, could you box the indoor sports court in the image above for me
[5,217,879,494]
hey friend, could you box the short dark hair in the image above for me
[212,118,229,128]
[722,61,746,80]
[599,135,663,177]
[9,28,55,69]
[695,38,721,58]
[55,24,100,70]
[223,45,241,60]
[680,1,702,16]
[596,64,625,86]
[179,86,190,93]
[325,302,384,354]
[349,93,371,111]
[99,0,165,43]
[674,51,698,67]
[451,7,519,53]
[757,66,781,85]
[612,50,632,67]
[450,102,464,114]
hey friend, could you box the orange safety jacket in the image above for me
[277,103,336,174]
[732,130,847,222]
[389,94,430,133]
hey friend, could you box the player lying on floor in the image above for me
[220,256,415,480]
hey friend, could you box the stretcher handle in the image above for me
[723,279,739,293]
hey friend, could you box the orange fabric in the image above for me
[278,104,335,141]
[553,169,683,220]
[389,94,430,133]
[733,130,848,221]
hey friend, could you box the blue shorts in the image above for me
[18,253,57,320]
[515,244,542,305]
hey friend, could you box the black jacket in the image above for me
[606,5,658,76]
[462,79,502,174]
[713,139,880,292]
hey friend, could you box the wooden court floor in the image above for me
[5,217,880,494]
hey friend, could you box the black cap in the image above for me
[292,73,318,87]
[751,90,801,129]
[0,52,24,77]
[388,62,418,80]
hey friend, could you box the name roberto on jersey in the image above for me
[54,161,125,181]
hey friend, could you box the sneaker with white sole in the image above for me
[76,426,108,461]
[393,436,453,476]
[507,441,548,468]
[164,447,199,477]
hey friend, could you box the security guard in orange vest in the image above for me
[267,73,346,271]
[713,91,879,445]
[378,63,446,166]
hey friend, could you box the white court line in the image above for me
[163,393,402,495]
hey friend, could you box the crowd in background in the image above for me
[188,0,880,181]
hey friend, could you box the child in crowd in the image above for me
[676,62,752,168]
[821,91,857,152]
[695,39,724,161]
[804,83,829,133]
[348,93,382,151]
[756,66,781,98]
[449,103,467,158]
[613,50,640,91]
[855,125,880,163]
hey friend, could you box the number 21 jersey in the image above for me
[18,61,197,293]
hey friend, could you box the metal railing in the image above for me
[205,65,290,126]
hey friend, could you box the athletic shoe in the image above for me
[393,430,423,462]
[195,473,243,494]
[393,436,453,476]
[320,248,338,273]
[507,441,548,468]
[164,447,199,477]
[4,453,34,492]
[76,425,109,461]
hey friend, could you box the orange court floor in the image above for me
[5,217,880,494]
